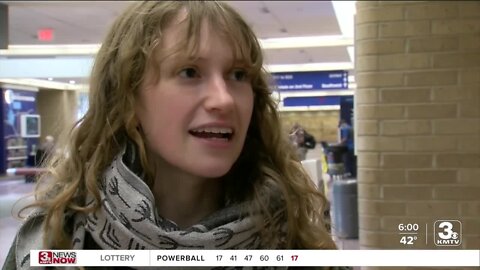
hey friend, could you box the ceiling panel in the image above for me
[264,1,341,37]
[227,1,341,38]
[0,0,354,86]
[6,1,132,44]
[225,1,282,38]
[5,1,343,44]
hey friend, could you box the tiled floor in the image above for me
[0,145,360,268]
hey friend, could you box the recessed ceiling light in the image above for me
[332,1,356,38]
[69,80,76,84]
[260,35,353,49]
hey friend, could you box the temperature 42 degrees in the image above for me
[400,235,418,245]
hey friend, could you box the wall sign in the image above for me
[272,70,349,91]
[2,88,39,172]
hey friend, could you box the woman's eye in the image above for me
[230,69,248,81]
[179,68,199,78]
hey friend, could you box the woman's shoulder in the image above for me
[17,208,46,241]
[5,209,46,270]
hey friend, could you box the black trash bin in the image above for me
[332,179,358,239]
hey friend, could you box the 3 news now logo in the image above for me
[434,220,462,247]
[38,251,77,264]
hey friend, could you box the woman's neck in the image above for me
[151,160,224,229]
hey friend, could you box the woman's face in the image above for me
[135,17,254,179]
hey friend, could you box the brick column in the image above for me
[355,0,480,255]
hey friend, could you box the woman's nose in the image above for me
[203,75,234,113]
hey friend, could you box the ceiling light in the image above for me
[265,62,354,73]
[0,44,101,56]
[0,34,353,56]
[69,80,76,84]
[0,78,85,91]
[347,46,355,63]
[332,1,356,38]
[47,77,53,81]
[260,35,353,49]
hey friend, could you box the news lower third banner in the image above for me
[31,250,480,267]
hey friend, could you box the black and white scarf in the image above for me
[71,142,263,251]
[15,142,286,270]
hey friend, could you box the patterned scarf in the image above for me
[15,142,286,270]
[71,142,263,252]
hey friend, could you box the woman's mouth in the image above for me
[189,127,234,141]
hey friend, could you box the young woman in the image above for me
[4,1,337,269]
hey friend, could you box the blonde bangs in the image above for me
[148,1,263,82]
[203,2,264,74]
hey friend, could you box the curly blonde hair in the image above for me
[27,1,336,250]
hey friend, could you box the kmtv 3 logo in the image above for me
[39,251,77,264]
[434,220,462,246]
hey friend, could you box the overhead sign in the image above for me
[272,70,348,91]
[283,96,341,107]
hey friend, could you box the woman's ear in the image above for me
[133,116,142,131]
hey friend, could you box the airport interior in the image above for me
[0,1,479,269]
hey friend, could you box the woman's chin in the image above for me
[188,163,233,179]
